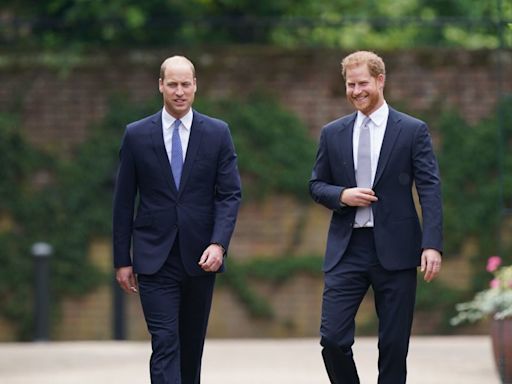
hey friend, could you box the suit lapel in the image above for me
[178,110,204,195]
[150,111,178,193]
[337,113,357,186]
[373,108,402,187]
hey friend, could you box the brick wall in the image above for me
[0,48,510,340]
[2,49,509,152]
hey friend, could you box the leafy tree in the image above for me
[272,0,512,49]
[1,0,510,49]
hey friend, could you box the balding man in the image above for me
[113,55,242,383]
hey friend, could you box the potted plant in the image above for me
[451,256,512,384]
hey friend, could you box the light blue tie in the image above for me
[171,119,183,189]
[355,116,372,227]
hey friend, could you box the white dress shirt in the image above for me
[353,102,389,185]
[352,102,389,227]
[162,108,193,164]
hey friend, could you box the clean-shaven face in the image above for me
[159,61,197,119]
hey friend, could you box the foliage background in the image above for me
[1,0,511,49]
[0,1,511,339]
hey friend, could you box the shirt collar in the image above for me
[357,101,389,127]
[162,108,193,131]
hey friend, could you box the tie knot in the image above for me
[362,116,371,128]
[174,119,181,130]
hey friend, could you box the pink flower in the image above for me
[486,256,502,272]
[489,278,500,289]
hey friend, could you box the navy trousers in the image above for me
[138,240,216,384]
[320,228,417,384]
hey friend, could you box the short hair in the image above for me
[341,51,385,80]
[159,56,196,80]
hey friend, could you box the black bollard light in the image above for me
[31,242,53,341]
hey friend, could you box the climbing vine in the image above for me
[0,91,510,339]
[0,92,316,339]
[435,95,512,290]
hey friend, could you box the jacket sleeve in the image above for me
[309,127,348,215]
[112,127,137,268]
[412,122,443,253]
[210,125,242,254]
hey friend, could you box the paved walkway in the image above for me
[0,337,500,383]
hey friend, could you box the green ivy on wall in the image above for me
[196,92,316,200]
[0,95,164,339]
[0,92,317,339]
[0,90,510,339]
[219,255,323,319]
[435,95,512,291]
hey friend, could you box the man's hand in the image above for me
[116,266,138,294]
[421,249,442,282]
[199,244,224,272]
[341,187,378,206]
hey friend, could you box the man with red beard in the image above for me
[309,51,443,384]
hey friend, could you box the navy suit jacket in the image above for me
[310,107,442,272]
[113,109,241,276]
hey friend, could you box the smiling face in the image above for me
[159,57,197,119]
[345,63,385,116]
